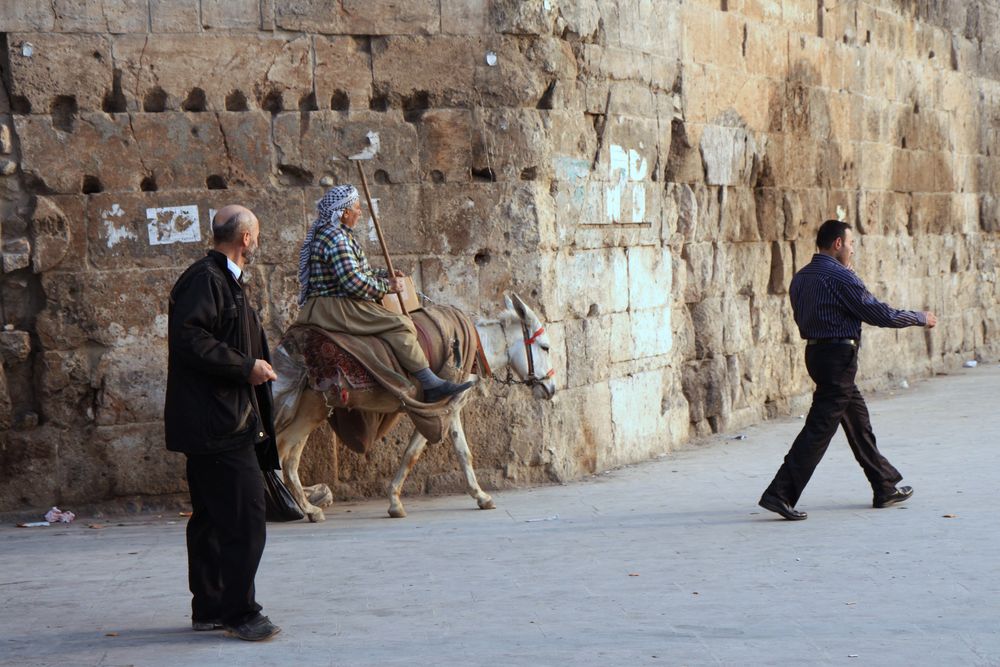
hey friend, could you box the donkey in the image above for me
[271,293,556,522]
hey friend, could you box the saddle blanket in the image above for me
[278,304,482,452]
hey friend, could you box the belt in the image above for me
[806,338,857,347]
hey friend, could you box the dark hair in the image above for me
[816,219,851,250]
[212,210,254,243]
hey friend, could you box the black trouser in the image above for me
[185,444,266,626]
[764,343,902,506]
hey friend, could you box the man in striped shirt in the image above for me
[758,219,937,521]
[296,186,472,403]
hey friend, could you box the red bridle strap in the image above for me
[524,327,545,345]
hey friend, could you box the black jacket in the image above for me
[164,250,280,469]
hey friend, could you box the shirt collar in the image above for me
[226,257,242,282]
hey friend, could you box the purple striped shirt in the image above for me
[790,253,926,341]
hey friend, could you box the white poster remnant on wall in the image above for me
[147,206,201,246]
[607,143,647,224]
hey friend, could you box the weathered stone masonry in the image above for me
[0,1,998,511]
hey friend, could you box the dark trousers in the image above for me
[764,343,902,506]
[185,444,266,626]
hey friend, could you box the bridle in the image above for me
[489,317,555,391]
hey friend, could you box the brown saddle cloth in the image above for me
[280,304,482,453]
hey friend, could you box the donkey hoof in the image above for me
[478,496,496,510]
[306,483,334,508]
[388,505,407,519]
[306,509,326,523]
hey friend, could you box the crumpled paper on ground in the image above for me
[44,507,75,523]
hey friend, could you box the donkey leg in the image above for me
[449,410,495,510]
[388,429,429,518]
[277,390,329,522]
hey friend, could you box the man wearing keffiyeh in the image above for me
[295,185,472,403]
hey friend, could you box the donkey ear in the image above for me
[509,292,529,319]
[503,293,516,314]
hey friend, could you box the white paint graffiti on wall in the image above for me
[607,143,647,224]
[101,203,137,248]
[552,143,648,225]
[146,206,201,246]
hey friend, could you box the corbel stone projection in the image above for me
[0,0,997,511]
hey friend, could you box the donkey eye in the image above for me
[540,344,550,352]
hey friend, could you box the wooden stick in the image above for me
[355,160,408,316]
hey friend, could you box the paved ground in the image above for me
[2,364,999,667]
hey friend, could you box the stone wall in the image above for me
[1,0,998,511]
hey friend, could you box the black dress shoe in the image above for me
[422,380,474,403]
[224,615,281,642]
[758,494,808,520]
[191,618,223,631]
[873,485,913,508]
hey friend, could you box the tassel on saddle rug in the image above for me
[279,304,483,453]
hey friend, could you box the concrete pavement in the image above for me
[2,364,999,667]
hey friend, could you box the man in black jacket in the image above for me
[165,204,281,641]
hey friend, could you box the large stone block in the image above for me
[562,314,613,388]
[491,0,557,36]
[273,110,420,185]
[474,37,574,109]
[0,2,56,31]
[545,247,629,320]
[275,0,439,35]
[15,112,143,193]
[98,423,182,496]
[629,307,673,360]
[93,343,166,426]
[688,296,723,359]
[114,34,312,113]
[201,0,261,30]
[418,256,481,317]
[6,33,112,113]
[419,109,473,183]
[49,0,149,33]
[0,330,32,365]
[372,36,476,108]
[607,369,673,468]
[37,348,98,426]
[313,36,373,113]
[627,246,672,310]
[421,182,542,256]
[683,6,744,70]
[0,425,63,510]
[149,0,200,32]
[346,184,428,256]
[442,0,491,34]
[129,111,272,190]
[539,382,609,479]
[471,108,548,182]
[31,195,86,273]
[36,269,178,350]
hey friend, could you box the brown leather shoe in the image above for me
[224,615,281,641]
[874,485,913,508]
[758,493,808,520]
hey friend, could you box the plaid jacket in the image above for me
[304,222,389,302]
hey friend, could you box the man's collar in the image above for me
[226,257,242,282]
[207,249,243,283]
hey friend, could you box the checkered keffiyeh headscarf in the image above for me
[297,185,360,306]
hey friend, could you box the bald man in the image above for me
[165,205,282,641]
